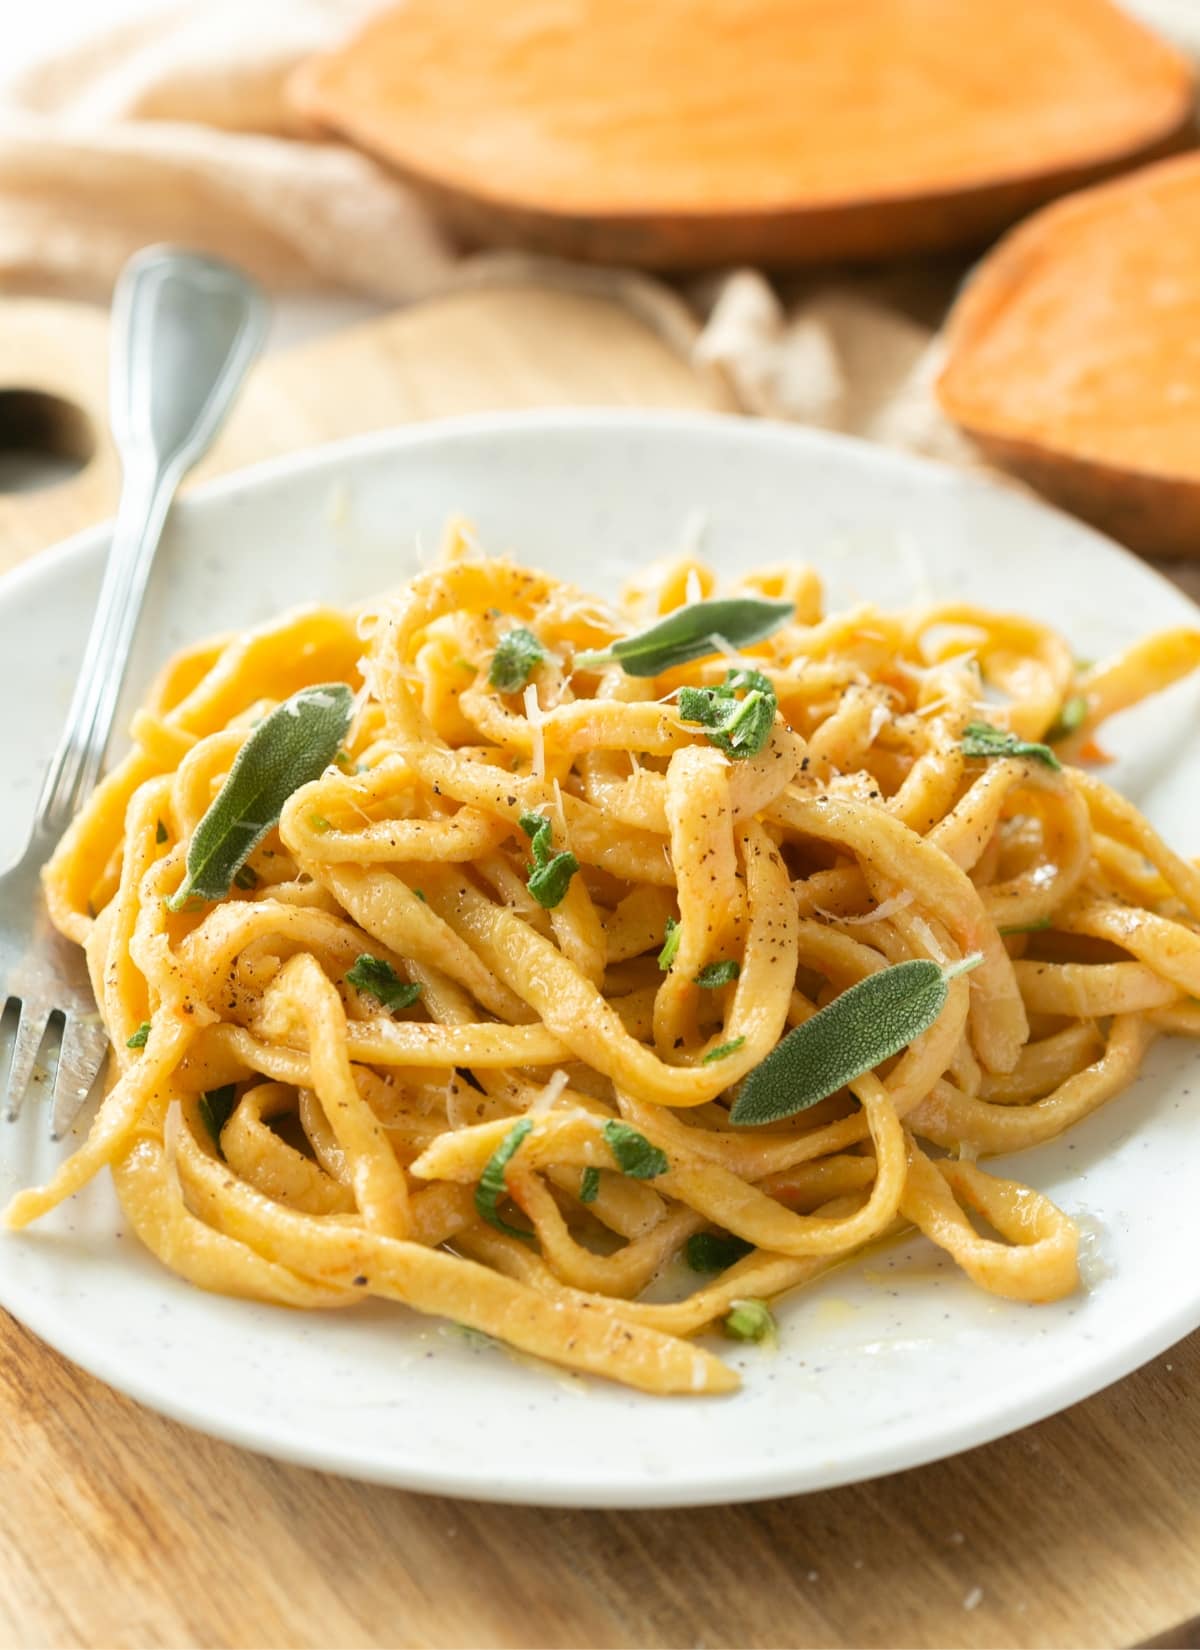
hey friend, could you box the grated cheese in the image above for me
[677,508,709,565]
[524,682,546,781]
[813,890,914,927]
[526,1068,570,1118]
[907,913,949,966]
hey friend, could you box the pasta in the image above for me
[7,522,1200,1396]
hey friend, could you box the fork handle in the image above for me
[33,248,267,841]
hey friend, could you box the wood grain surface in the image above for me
[0,286,1197,1650]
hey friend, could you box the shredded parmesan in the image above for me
[162,1100,182,1169]
[813,890,914,926]
[907,913,949,966]
[677,508,709,564]
[710,633,756,670]
[684,567,704,606]
[524,682,546,781]
[526,1068,570,1118]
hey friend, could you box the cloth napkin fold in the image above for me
[1,0,1196,458]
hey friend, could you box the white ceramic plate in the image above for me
[2,412,1198,1508]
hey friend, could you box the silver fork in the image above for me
[1,247,267,1138]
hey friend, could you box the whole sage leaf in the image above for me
[574,597,793,678]
[167,683,354,909]
[730,955,980,1126]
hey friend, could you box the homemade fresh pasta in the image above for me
[8,524,1200,1395]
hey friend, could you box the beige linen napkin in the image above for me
[1,0,1196,460]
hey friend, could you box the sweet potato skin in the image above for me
[291,0,1196,270]
[946,427,1200,561]
[939,152,1200,561]
[311,133,1193,272]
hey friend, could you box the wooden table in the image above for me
[1,288,1197,1650]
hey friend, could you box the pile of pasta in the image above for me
[9,527,1200,1395]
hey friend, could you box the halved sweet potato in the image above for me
[939,152,1200,560]
[291,0,1194,269]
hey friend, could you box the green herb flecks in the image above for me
[723,1299,776,1343]
[703,1037,746,1064]
[686,1231,753,1273]
[998,918,1053,936]
[658,917,681,970]
[155,819,168,845]
[730,954,982,1127]
[489,626,545,693]
[345,955,422,1013]
[198,1084,238,1154]
[679,667,778,760]
[475,1119,535,1241]
[574,597,793,679]
[167,683,353,909]
[125,1022,151,1050]
[519,811,579,910]
[961,721,1060,771]
[695,959,740,989]
[579,1166,601,1204]
[602,1120,668,1179]
[233,864,258,891]
[1047,694,1089,742]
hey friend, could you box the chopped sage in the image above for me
[998,918,1053,936]
[519,811,579,909]
[233,864,258,891]
[686,1231,754,1273]
[125,1022,151,1050]
[602,1120,668,1179]
[155,819,168,845]
[345,955,422,1012]
[489,626,545,692]
[696,959,740,989]
[723,1299,776,1343]
[1047,693,1088,742]
[703,1036,746,1063]
[962,721,1060,771]
[475,1119,534,1240]
[167,683,353,909]
[198,1084,237,1154]
[730,954,982,1127]
[658,917,681,970]
[574,597,793,678]
[579,1166,601,1204]
[679,668,778,760]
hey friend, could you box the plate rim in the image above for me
[5,407,1198,623]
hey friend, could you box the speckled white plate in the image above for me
[2,412,1198,1508]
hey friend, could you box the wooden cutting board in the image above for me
[0,286,1197,1650]
[0,282,734,567]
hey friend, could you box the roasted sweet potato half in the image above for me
[292,0,1195,270]
[939,151,1200,561]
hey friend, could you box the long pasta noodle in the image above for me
[7,528,1199,1393]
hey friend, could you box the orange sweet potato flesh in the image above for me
[939,152,1200,560]
[292,0,1194,269]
